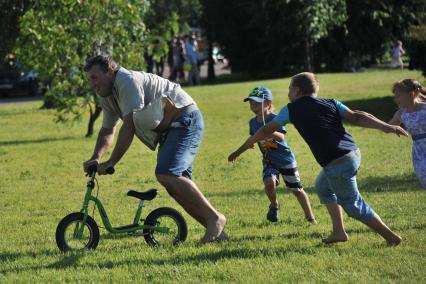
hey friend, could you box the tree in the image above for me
[17,1,148,137]
[315,0,425,72]
[199,0,346,76]
[0,0,31,62]
[407,25,426,77]
[298,0,347,71]
[144,0,202,73]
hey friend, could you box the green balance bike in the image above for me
[55,164,187,252]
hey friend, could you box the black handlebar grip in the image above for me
[87,163,98,174]
[106,166,115,175]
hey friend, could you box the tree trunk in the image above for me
[304,39,313,72]
[85,103,102,138]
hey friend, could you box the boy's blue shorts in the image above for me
[315,149,375,223]
[155,105,203,179]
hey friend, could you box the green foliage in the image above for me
[202,0,424,75]
[16,1,148,122]
[1,69,425,283]
[144,0,202,63]
[407,25,426,77]
[301,0,347,42]
[316,0,425,71]
[200,0,346,75]
[0,0,31,62]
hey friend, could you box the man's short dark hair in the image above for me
[84,54,118,73]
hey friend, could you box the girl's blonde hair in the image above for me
[392,79,426,102]
[291,72,319,95]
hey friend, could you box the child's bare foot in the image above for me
[322,232,349,244]
[200,213,226,244]
[386,234,402,247]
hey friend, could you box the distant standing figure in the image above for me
[390,40,406,70]
[389,79,426,187]
[185,35,201,85]
[170,37,186,83]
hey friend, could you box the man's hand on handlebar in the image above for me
[98,160,115,175]
[83,159,99,174]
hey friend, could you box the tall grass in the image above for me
[0,69,425,283]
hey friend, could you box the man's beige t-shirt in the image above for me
[99,67,195,129]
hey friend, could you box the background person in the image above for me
[83,54,227,243]
[185,35,201,85]
[390,40,406,70]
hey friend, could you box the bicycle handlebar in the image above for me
[87,163,115,175]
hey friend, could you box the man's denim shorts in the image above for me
[315,149,375,223]
[155,105,203,179]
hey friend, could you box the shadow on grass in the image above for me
[357,173,423,193]
[0,250,55,263]
[2,222,425,275]
[0,249,87,274]
[206,173,421,200]
[342,96,398,121]
[0,136,79,146]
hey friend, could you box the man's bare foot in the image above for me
[200,213,226,244]
[306,217,317,224]
[217,230,229,241]
[322,232,349,244]
[386,234,402,247]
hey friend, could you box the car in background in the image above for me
[0,67,39,97]
[0,53,39,97]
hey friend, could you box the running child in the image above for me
[389,79,426,187]
[229,73,407,246]
[238,86,316,223]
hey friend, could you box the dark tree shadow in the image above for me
[342,96,398,121]
[357,173,423,193]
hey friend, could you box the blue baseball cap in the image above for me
[243,86,273,102]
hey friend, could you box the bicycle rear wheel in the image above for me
[56,212,100,252]
[143,207,187,246]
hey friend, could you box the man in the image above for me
[82,54,226,243]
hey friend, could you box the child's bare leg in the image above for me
[323,203,348,243]
[292,189,316,222]
[264,178,279,222]
[365,214,401,246]
[264,178,278,207]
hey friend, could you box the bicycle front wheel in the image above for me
[55,212,100,252]
[143,207,187,246]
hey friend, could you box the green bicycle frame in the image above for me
[73,172,169,238]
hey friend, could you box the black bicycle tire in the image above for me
[143,207,187,246]
[55,212,100,252]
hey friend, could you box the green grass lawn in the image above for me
[1,69,425,283]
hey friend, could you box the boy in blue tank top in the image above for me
[229,73,408,246]
[243,86,316,223]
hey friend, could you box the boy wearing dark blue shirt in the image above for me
[229,74,407,246]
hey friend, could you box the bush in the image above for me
[406,25,426,77]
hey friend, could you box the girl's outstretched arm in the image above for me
[388,110,402,126]
[342,108,408,136]
[228,121,281,162]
